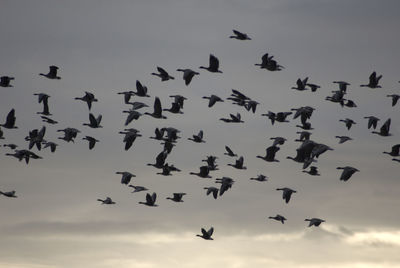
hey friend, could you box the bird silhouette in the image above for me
[360,71,382,88]
[139,192,158,207]
[176,68,199,85]
[199,54,222,73]
[276,187,297,203]
[337,166,359,181]
[269,214,286,224]
[230,29,251,40]
[196,227,214,240]
[305,218,325,227]
[0,76,14,87]
[1,109,17,129]
[151,66,174,81]
[40,66,61,79]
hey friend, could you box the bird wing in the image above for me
[157,67,168,76]
[154,97,162,116]
[225,146,234,155]
[381,118,391,135]
[89,113,97,126]
[145,193,152,204]
[209,54,219,70]
[6,109,16,126]
[208,227,214,236]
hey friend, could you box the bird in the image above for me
[0,76,14,87]
[199,54,222,73]
[0,190,17,198]
[163,102,183,114]
[176,68,199,86]
[151,66,174,81]
[123,110,142,125]
[228,156,246,169]
[202,94,224,108]
[34,93,51,115]
[204,187,219,199]
[372,118,391,136]
[276,187,297,203]
[383,144,400,157]
[147,150,168,169]
[139,192,158,207]
[75,91,98,110]
[302,166,320,176]
[190,166,211,178]
[6,149,42,164]
[306,83,320,92]
[144,97,167,119]
[149,128,165,141]
[270,137,287,146]
[295,131,312,142]
[166,193,186,202]
[387,94,399,107]
[39,65,61,79]
[188,130,205,143]
[119,128,142,150]
[97,197,115,205]
[250,174,268,182]
[311,143,333,159]
[292,77,309,91]
[116,171,136,185]
[257,145,280,162]
[169,95,187,108]
[245,100,259,113]
[360,71,382,88]
[337,166,359,181]
[82,136,99,150]
[26,126,46,150]
[83,113,102,128]
[339,118,356,130]
[117,91,135,104]
[215,177,235,196]
[1,109,17,129]
[220,113,244,123]
[364,116,380,129]
[224,146,237,157]
[275,112,293,123]
[42,141,58,153]
[133,80,150,97]
[333,81,350,93]
[269,214,286,224]
[335,136,352,144]
[3,143,18,150]
[128,185,148,193]
[202,155,218,171]
[41,116,58,125]
[196,227,214,240]
[255,53,283,71]
[57,128,80,143]
[344,99,357,108]
[229,29,251,40]
[305,218,325,227]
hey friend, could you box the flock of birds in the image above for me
[1,29,399,240]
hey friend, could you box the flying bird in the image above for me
[360,71,382,88]
[199,54,222,73]
[1,109,17,129]
[269,214,286,224]
[196,227,214,240]
[276,187,297,203]
[229,29,251,40]
[151,67,174,81]
[337,166,359,181]
[82,136,99,150]
[176,68,199,86]
[166,193,186,202]
[0,76,14,87]
[97,197,115,205]
[305,218,325,227]
[139,192,158,207]
[75,91,98,110]
[39,65,61,79]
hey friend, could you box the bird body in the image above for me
[40,66,61,79]
[197,227,214,240]
[269,214,286,224]
[176,68,199,85]
[199,54,222,73]
[305,218,325,227]
[139,192,157,207]
[337,166,359,181]
[152,66,174,81]
[230,29,251,40]
[276,187,297,203]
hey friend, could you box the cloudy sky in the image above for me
[0,0,399,267]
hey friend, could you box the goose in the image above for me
[257,145,280,162]
[197,227,214,240]
[42,141,58,153]
[190,166,211,178]
[133,80,150,97]
[311,143,333,159]
[40,65,61,79]
[204,187,219,199]
[230,29,251,40]
[215,177,235,196]
[255,53,284,71]
[228,156,246,169]
[6,149,42,164]
[0,76,14,87]
[305,218,325,227]
[292,106,314,124]
[268,214,286,224]
[75,91,98,110]
[360,71,382,88]
[34,93,51,115]
[302,166,320,176]
[262,112,276,125]
[83,113,102,128]
[57,128,80,143]
[199,54,222,73]
[41,116,58,125]
[250,174,268,182]
[245,100,259,113]
[123,110,142,126]
[0,190,17,198]
[294,131,312,142]
[202,94,224,107]
[292,77,309,91]
[119,129,142,150]
[161,127,181,142]
[383,144,400,157]
[188,130,205,143]
[372,118,391,136]
[1,109,17,129]
[163,102,183,114]
[26,126,46,150]
[326,91,345,106]
[387,94,399,107]
[82,136,99,150]
[335,136,352,144]
[224,146,237,157]
[169,95,187,108]
[364,116,380,130]
[117,91,135,104]
[220,113,244,123]
[3,143,18,150]
[176,68,199,86]
[166,193,186,202]
[276,112,293,123]
[151,66,174,81]
[202,155,218,171]
[270,137,287,146]
[129,185,148,193]
[144,97,167,119]
[116,171,136,185]
[162,140,175,154]
[344,99,357,108]
[296,122,313,131]
[228,89,250,106]
[139,192,157,207]
[149,128,165,141]
[147,150,168,169]
[276,187,297,204]
[97,197,115,205]
[337,166,359,181]
[339,118,356,130]
[333,81,350,93]
[157,164,174,176]
[306,83,320,92]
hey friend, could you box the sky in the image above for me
[0,0,399,267]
